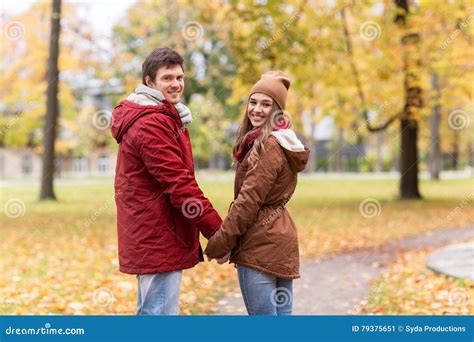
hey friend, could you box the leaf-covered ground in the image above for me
[358,244,473,315]
[1,176,472,314]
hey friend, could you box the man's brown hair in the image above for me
[142,47,184,85]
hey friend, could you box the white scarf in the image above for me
[127,84,193,126]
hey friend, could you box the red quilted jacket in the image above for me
[111,99,222,275]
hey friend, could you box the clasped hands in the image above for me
[207,252,231,265]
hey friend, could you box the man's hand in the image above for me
[207,252,230,264]
[216,252,231,264]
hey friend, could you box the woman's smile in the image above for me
[247,93,274,127]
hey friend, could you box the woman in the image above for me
[205,71,309,315]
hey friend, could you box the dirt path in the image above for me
[214,225,474,315]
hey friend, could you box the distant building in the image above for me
[301,114,367,172]
[0,79,122,178]
[0,147,116,178]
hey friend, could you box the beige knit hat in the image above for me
[249,70,291,110]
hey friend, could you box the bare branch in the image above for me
[340,7,399,132]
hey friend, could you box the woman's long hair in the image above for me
[233,101,281,163]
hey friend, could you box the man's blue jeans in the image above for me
[136,271,182,315]
[237,265,293,315]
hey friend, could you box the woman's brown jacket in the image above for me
[205,131,309,279]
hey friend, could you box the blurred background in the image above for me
[0,0,473,315]
[1,0,473,178]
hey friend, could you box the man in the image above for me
[110,47,222,315]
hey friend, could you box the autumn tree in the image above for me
[109,0,241,163]
[0,1,99,186]
[39,0,62,200]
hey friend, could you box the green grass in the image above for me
[2,176,473,256]
[2,176,473,260]
[0,176,472,314]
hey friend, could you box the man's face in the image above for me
[146,64,184,104]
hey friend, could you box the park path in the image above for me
[214,225,474,315]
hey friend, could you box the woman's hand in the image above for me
[216,252,231,264]
[207,252,231,264]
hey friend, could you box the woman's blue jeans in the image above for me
[237,265,293,315]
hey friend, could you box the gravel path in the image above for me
[214,225,474,315]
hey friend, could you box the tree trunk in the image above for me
[336,127,345,172]
[400,118,421,198]
[468,142,473,167]
[428,72,441,180]
[307,140,317,173]
[208,154,215,169]
[452,131,459,170]
[208,154,224,170]
[39,0,62,200]
[396,0,422,199]
[306,119,318,173]
[392,153,400,172]
[340,4,422,198]
[375,132,383,172]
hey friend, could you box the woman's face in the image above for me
[247,93,274,128]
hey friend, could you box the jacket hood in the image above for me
[271,129,309,173]
[110,101,153,143]
[111,83,193,144]
[110,100,179,143]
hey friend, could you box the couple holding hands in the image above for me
[111,47,309,316]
